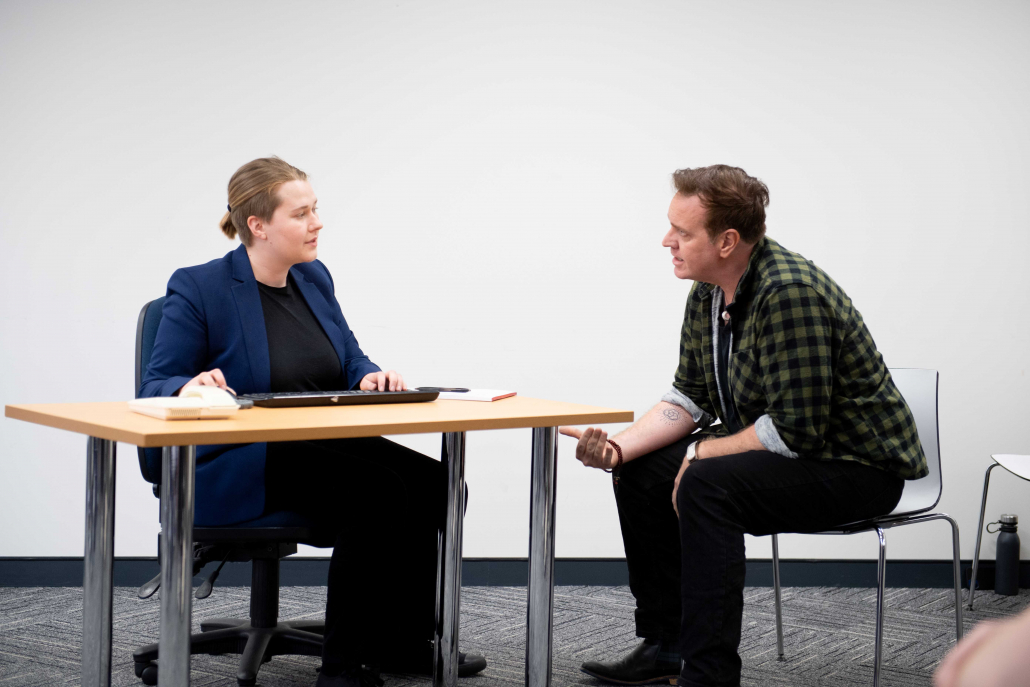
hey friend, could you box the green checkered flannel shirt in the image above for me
[672,237,928,479]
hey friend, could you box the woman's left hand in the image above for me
[360,370,407,391]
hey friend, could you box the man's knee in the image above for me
[617,448,681,495]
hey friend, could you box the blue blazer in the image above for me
[140,244,381,526]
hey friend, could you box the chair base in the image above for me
[132,618,325,686]
[771,512,963,687]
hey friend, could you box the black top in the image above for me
[257,274,344,393]
[717,299,744,434]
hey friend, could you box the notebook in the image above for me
[437,389,516,402]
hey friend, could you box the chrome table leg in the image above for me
[434,432,466,687]
[83,437,116,687]
[968,462,999,609]
[527,427,558,687]
[160,445,197,686]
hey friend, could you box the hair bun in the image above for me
[219,211,237,240]
[221,157,308,246]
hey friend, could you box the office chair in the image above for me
[966,453,1030,609]
[132,297,332,686]
[768,368,964,687]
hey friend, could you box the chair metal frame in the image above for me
[966,454,1030,609]
[769,369,963,687]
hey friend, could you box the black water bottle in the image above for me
[995,514,1020,596]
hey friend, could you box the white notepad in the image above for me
[129,386,240,420]
[129,397,239,420]
[438,389,516,402]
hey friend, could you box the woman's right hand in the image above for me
[179,368,234,395]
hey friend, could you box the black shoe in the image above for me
[379,645,487,677]
[581,639,679,685]
[456,652,488,677]
[315,666,384,687]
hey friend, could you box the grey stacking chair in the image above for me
[967,453,1030,609]
[769,368,963,687]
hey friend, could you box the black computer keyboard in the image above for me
[237,389,439,408]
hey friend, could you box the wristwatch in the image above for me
[686,441,700,464]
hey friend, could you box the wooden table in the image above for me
[5,397,632,687]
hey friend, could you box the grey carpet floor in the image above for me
[1,585,1028,686]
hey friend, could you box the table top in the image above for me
[5,397,633,447]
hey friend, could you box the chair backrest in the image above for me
[135,297,166,484]
[887,368,942,516]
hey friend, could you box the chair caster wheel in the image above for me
[133,661,148,678]
[141,662,158,685]
[237,677,256,686]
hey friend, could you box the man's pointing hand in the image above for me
[560,426,618,470]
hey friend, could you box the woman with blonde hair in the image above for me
[140,157,485,686]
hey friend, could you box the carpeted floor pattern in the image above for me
[1,585,1028,686]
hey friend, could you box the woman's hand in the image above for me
[559,427,618,470]
[360,370,407,391]
[180,368,234,395]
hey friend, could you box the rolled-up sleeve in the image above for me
[755,414,798,458]
[662,387,715,428]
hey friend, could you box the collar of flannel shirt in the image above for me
[691,236,769,304]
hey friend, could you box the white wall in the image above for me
[1,0,1027,563]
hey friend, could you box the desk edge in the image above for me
[6,404,634,447]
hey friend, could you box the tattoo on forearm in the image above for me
[662,408,682,424]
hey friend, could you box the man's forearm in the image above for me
[697,424,764,459]
[613,401,697,463]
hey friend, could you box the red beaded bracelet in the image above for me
[603,439,624,474]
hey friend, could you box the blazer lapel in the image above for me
[290,268,349,372]
[230,245,271,392]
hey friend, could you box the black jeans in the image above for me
[614,437,904,687]
[614,435,692,644]
[264,437,448,672]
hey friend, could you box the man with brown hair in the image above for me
[561,165,926,687]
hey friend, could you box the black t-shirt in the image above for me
[256,274,344,393]
[718,299,744,434]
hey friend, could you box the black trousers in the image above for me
[264,437,448,672]
[615,435,904,687]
